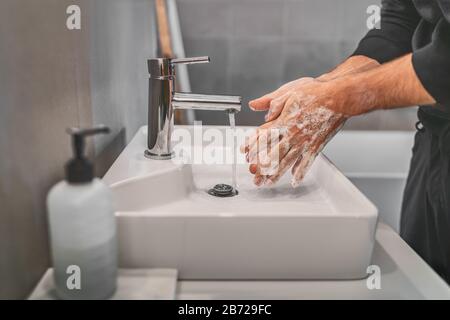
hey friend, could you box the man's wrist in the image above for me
[324,75,377,116]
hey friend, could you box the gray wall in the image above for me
[178,0,417,130]
[0,0,155,299]
[0,0,92,299]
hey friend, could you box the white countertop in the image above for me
[176,223,450,300]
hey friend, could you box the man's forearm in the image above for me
[329,53,436,116]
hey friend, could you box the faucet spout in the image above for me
[172,93,241,112]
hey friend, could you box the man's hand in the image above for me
[242,56,380,187]
[242,80,346,187]
[248,77,315,116]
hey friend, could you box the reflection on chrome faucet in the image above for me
[145,56,242,160]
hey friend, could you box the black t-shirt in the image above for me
[353,0,450,119]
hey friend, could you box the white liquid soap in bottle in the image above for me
[47,125,117,300]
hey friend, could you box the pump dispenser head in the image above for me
[65,125,110,184]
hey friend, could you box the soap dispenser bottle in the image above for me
[47,125,117,300]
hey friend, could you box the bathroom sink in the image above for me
[104,126,378,280]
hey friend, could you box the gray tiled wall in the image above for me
[179,0,417,130]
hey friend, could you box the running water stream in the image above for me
[228,111,238,193]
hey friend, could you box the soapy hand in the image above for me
[241,79,347,187]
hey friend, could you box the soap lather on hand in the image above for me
[241,78,346,188]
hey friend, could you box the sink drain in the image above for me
[208,184,238,197]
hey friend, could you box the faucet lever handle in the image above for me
[171,56,210,66]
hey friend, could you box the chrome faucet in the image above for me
[145,56,242,160]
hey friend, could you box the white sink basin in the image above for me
[104,126,378,280]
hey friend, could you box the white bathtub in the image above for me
[324,131,415,233]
